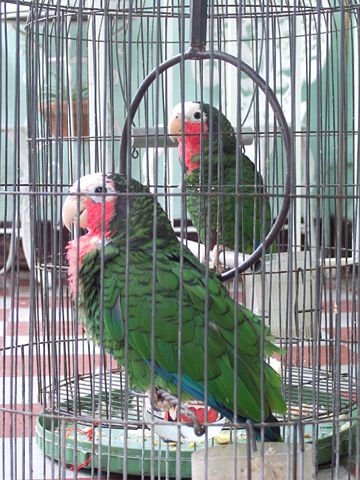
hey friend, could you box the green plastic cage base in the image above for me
[298,409,358,466]
[36,367,357,475]
[36,415,194,477]
[35,407,358,476]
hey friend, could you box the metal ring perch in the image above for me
[119,3,292,280]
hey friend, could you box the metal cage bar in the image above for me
[0,1,359,479]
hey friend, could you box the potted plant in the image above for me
[39,81,89,138]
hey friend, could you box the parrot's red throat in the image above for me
[177,122,207,174]
[66,197,116,294]
[85,197,116,235]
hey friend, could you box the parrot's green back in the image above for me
[76,175,285,426]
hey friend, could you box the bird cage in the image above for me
[0,0,359,479]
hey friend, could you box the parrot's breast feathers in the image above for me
[66,235,98,294]
[178,122,206,174]
[66,196,116,295]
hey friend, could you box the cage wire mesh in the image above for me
[0,0,359,478]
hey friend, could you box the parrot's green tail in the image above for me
[213,403,282,442]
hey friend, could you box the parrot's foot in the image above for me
[148,387,175,412]
[210,244,228,272]
[147,387,205,437]
[200,248,207,266]
[200,244,227,271]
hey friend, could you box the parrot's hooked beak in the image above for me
[168,113,183,143]
[62,195,88,231]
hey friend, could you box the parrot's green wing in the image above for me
[186,151,273,254]
[221,152,272,252]
[79,237,285,422]
[175,245,286,420]
[77,247,125,350]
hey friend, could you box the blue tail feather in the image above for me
[147,362,282,442]
[209,402,281,442]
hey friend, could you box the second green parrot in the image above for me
[169,102,273,263]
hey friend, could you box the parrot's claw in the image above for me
[149,387,205,437]
[148,387,174,412]
[194,423,206,437]
[199,244,227,271]
[210,244,227,272]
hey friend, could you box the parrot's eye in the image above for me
[94,186,107,194]
[193,110,202,120]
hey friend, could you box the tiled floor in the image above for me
[0,269,358,479]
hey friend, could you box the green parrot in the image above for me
[169,101,273,265]
[62,172,285,441]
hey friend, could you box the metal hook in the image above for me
[131,147,139,159]
[189,0,208,53]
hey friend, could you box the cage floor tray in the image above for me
[36,415,195,477]
[35,367,358,475]
[35,411,358,476]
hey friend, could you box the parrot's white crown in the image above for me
[69,172,114,194]
[171,101,204,120]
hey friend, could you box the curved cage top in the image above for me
[14,0,360,20]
